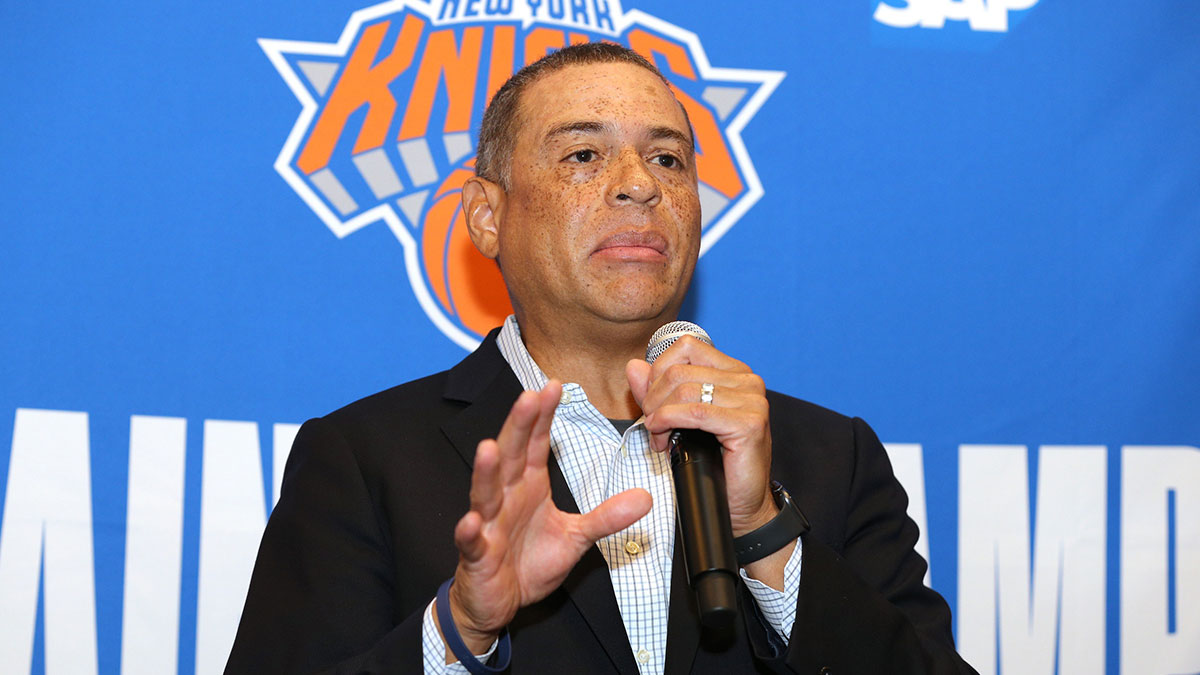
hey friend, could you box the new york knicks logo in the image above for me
[260,0,782,350]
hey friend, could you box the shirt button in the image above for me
[624,540,642,556]
[636,649,650,664]
[559,389,572,405]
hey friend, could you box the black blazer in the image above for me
[226,331,976,674]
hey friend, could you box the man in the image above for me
[227,43,976,674]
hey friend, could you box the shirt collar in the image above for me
[496,314,549,393]
[496,315,647,433]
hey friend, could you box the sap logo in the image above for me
[874,0,1038,33]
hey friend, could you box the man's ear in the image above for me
[461,176,506,260]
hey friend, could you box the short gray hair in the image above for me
[474,42,688,188]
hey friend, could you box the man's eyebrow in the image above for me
[542,121,693,149]
[647,125,693,149]
[544,121,611,140]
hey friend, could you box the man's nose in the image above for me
[605,150,661,207]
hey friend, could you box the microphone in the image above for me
[645,321,739,631]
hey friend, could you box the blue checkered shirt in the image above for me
[422,316,803,673]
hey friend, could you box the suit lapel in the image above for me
[663,525,701,674]
[548,457,643,674]
[439,331,640,673]
[441,375,520,470]
[440,330,521,469]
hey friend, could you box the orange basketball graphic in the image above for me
[422,162,513,337]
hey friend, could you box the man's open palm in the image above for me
[444,381,653,655]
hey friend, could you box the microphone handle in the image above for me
[669,428,739,631]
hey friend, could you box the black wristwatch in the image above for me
[733,481,810,565]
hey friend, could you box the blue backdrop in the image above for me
[2,1,1197,673]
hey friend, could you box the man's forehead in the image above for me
[513,64,691,150]
[520,63,688,129]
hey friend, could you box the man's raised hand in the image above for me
[438,380,653,660]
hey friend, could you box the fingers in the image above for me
[636,338,767,451]
[469,439,504,519]
[495,391,539,485]
[640,365,765,415]
[625,359,651,409]
[525,381,560,470]
[576,488,653,543]
[454,510,486,562]
[649,335,747,375]
[640,337,760,415]
[643,392,767,452]
[643,403,766,440]
[492,382,561,485]
[468,381,561,523]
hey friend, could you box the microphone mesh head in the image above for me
[645,321,713,364]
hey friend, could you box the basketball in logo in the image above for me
[422,161,512,338]
[261,0,783,349]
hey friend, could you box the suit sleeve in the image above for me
[224,417,425,674]
[749,417,978,674]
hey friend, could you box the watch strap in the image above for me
[733,481,811,565]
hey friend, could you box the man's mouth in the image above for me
[592,231,669,261]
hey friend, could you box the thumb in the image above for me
[625,359,652,410]
[576,488,652,544]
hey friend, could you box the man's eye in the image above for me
[654,155,679,169]
[570,149,596,163]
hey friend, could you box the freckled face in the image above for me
[495,62,701,328]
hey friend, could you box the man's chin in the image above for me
[554,268,690,329]
[585,291,684,329]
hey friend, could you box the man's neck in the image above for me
[514,312,662,420]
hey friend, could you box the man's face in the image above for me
[494,61,701,329]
